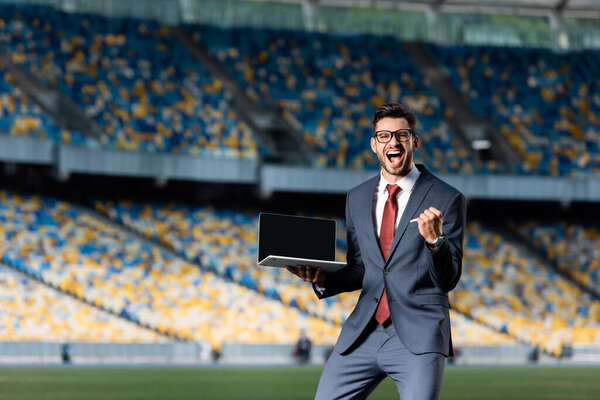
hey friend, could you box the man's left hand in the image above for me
[416,206,443,243]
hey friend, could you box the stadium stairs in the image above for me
[0,263,169,345]
[403,41,520,171]
[0,259,176,342]
[505,223,600,299]
[0,5,306,165]
[0,197,178,342]
[88,201,346,327]
[81,201,262,298]
[0,191,343,352]
[457,221,600,357]
[173,26,311,165]
[0,46,103,141]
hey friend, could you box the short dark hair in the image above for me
[372,103,417,132]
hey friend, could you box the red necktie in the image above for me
[375,184,401,325]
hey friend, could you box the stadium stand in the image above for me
[191,25,486,172]
[450,311,517,347]
[425,43,600,176]
[0,61,87,145]
[0,265,166,342]
[0,3,258,158]
[0,191,340,350]
[458,222,600,355]
[103,200,600,350]
[8,4,596,179]
[0,188,514,350]
[94,200,359,326]
[515,221,600,294]
[1,0,599,366]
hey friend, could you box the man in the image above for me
[295,330,312,364]
[287,102,466,400]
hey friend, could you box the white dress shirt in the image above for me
[373,164,421,239]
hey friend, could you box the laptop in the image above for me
[257,212,346,272]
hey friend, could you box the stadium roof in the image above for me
[266,0,600,18]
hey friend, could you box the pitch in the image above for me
[0,366,598,399]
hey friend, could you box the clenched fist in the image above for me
[416,206,443,243]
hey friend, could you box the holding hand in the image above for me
[416,206,443,244]
[286,265,326,287]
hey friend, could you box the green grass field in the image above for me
[0,366,598,400]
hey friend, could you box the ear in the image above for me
[370,137,377,153]
[412,135,420,151]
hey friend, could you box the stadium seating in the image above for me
[0,61,87,145]
[426,43,600,176]
[3,179,597,355]
[102,199,600,350]
[0,265,165,342]
[3,3,598,177]
[0,189,513,348]
[0,191,340,349]
[458,222,600,355]
[95,200,359,326]
[192,25,490,173]
[515,221,600,293]
[5,190,596,353]
[450,311,517,347]
[0,3,258,158]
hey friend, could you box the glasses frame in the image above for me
[373,129,414,144]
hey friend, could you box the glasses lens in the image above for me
[397,130,410,141]
[375,131,391,142]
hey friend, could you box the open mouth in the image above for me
[386,149,404,166]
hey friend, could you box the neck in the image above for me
[382,171,404,184]
[381,164,414,184]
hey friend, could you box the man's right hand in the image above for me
[286,265,326,287]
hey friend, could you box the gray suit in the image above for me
[315,164,466,399]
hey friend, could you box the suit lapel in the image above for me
[386,167,434,264]
[358,175,385,267]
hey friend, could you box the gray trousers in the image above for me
[315,320,446,400]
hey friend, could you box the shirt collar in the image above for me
[378,163,420,195]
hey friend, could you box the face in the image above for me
[371,117,419,183]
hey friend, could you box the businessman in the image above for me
[287,102,466,400]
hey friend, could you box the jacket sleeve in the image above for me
[426,191,466,292]
[313,192,365,299]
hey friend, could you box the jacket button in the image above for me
[373,297,378,303]
[384,269,389,275]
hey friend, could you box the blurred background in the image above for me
[0,0,599,378]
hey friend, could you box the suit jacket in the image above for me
[316,164,466,356]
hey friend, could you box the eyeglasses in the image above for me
[373,129,413,143]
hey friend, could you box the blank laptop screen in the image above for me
[258,213,337,262]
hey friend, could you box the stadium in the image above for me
[0,0,599,398]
